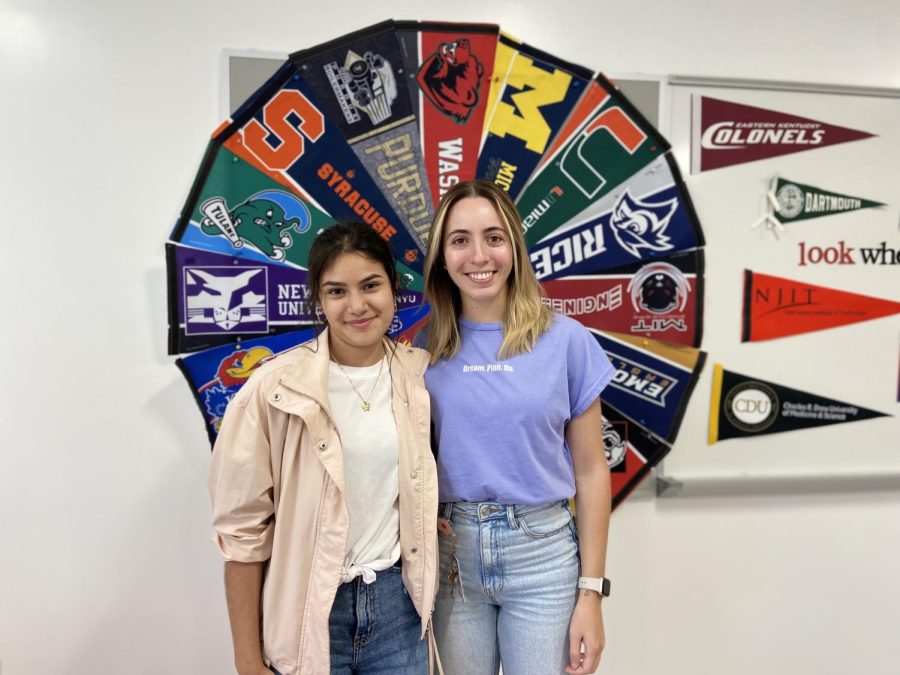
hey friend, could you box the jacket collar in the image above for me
[277,328,427,406]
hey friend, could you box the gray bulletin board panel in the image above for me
[659,76,900,494]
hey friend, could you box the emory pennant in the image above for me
[691,96,875,173]
[742,270,900,342]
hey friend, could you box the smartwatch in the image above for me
[578,576,611,597]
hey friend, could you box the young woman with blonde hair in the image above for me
[420,180,615,675]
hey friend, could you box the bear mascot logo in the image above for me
[416,39,484,122]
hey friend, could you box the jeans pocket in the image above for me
[517,507,573,540]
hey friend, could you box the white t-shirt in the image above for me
[328,356,400,584]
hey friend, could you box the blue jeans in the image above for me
[432,501,580,675]
[271,565,427,674]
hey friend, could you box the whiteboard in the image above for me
[659,76,900,491]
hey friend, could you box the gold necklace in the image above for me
[332,353,385,412]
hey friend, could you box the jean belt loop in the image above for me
[506,504,518,529]
[441,502,453,520]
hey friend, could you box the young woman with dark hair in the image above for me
[209,222,439,675]
[421,181,615,675]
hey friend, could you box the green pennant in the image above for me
[773,177,885,224]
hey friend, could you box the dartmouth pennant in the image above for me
[477,33,593,199]
[528,154,704,279]
[591,330,706,444]
[602,402,671,509]
[517,75,670,246]
[396,21,499,207]
[771,177,885,224]
[541,250,704,347]
[691,96,875,174]
[708,363,889,443]
[290,21,435,248]
[742,270,900,342]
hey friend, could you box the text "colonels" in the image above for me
[701,122,825,149]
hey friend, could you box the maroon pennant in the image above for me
[691,96,875,173]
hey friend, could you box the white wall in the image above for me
[1,0,898,673]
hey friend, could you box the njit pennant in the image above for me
[528,154,704,279]
[395,21,499,208]
[542,250,704,347]
[177,328,317,445]
[708,363,889,443]
[516,75,669,246]
[476,33,593,199]
[291,21,435,248]
[691,96,875,174]
[591,330,706,444]
[742,270,900,342]
[166,243,426,355]
[170,142,333,269]
[212,60,425,274]
[769,176,885,224]
[602,402,671,510]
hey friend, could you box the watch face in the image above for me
[602,578,611,596]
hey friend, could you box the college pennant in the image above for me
[770,177,885,224]
[213,60,425,273]
[290,21,436,248]
[742,270,900,342]
[178,304,431,446]
[602,402,671,509]
[591,331,706,444]
[476,33,593,199]
[708,363,889,443]
[516,74,669,245]
[541,250,704,346]
[395,21,499,208]
[691,96,875,173]
[528,154,704,279]
[166,243,425,354]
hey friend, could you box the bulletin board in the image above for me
[658,76,900,493]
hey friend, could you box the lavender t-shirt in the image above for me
[422,314,615,504]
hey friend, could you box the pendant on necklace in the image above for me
[361,402,370,412]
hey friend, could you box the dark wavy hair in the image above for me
[307,221,399,321]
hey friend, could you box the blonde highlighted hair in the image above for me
[423,180,552,363]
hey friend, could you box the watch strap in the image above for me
[578,576,611,597]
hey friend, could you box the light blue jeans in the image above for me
[432,501,580,675]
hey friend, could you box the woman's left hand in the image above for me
[566,591,605,674]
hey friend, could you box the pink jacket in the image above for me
[209,332,439,675]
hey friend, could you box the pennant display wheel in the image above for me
[165,20,707,508]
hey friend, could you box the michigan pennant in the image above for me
[477,34,593,199]
[708,363,889,443]
[692,96,875,173]
[742,270,900,342]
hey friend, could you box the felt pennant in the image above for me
[708,363,889,443]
